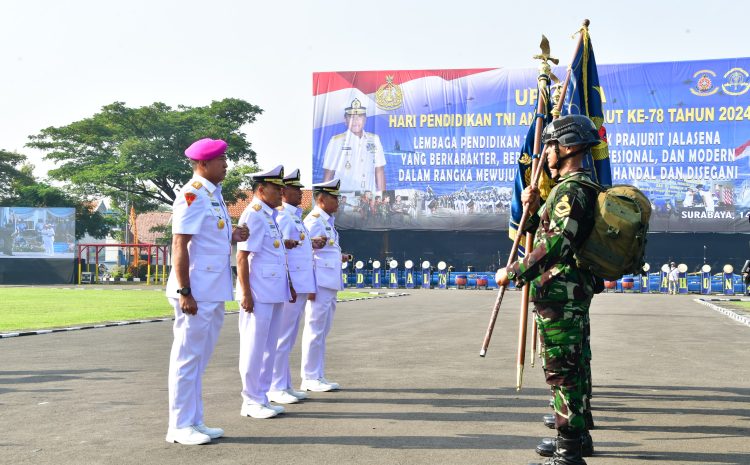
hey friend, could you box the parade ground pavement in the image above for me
[1,290,748,465]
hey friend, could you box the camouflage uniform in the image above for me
[507,170,596,434]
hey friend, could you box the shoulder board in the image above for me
[191,181,203,189]
[252,204,262,212]
[311,212,320,218]
[333,133,346,140]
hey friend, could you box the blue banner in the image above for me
[313,57,750,232]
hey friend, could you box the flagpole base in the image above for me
[516,364,525,391]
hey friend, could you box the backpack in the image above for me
[567,178,652,280]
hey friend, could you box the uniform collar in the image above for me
[283,202,302,218]
[313,206,334,222]
[346,129,367,141]
[558,169,590,182]
[192,174,219,194]
[251,197,276,216]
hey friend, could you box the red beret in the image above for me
[184,138,228,161]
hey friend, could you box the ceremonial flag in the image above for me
[565,27,612,186]
[509,81,554,245]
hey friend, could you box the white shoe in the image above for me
[194,423,224,439]
[268,390,300,404]
[284,388,308,400]
[265,402,285,414]
[165,426,211,445]
[320,377,341,390]
[240,402,279,419]
[300,378,334,392]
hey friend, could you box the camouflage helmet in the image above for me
[541,114,600,148]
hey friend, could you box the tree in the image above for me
[0,150,31,197]
[27,98,262,210]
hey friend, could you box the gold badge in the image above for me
[375,75,403,110]
[554,194,571,218]
[273,239,280,248]
[299,233,305,240]
[329,239,335,246]
[252,204,262,211]
[191,181,203,189]
[311,212,320,218]
[217,218,225,229]
[519,153,532,165]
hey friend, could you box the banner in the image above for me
[313,58,750,232]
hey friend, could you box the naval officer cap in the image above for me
[344,98,367,116]
[283,169,304,188]
[312,179,341,197]
[250,165,285,187]
[184,138,228,161]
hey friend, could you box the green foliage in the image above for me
[0,150,32,201]
[127,259,148,279]
[27,99,263,210]
[149,224,172,245]
[110,265,124,279]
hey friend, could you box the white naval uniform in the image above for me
[301,206,343,381]
[270,202,317,392]
[236,198,291,405]
[165,174,233,430]
[322,130,386,193]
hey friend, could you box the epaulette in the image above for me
[191,181,203,189]
[252,204,262,212]
[332,133,346,140]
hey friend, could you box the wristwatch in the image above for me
[177,287,192,296]
[506,270,516,281]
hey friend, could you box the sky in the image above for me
[2,0,748,187]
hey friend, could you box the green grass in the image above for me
[0,288,376,332]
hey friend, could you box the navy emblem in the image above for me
[690,69,718,96]
[375,75,403,110]
[722,67,750,96]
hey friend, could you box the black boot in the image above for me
[535,431,594,457]
[584,411,595,430]
[543,413,555,429]
[529,435,587,465]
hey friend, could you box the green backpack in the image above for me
[568,179,652,280]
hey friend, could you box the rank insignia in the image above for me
[184,192,197,206]
[299,233,305,240]
[329,239,335,246]
[217,218,225,229]
[252,204,262,211]
[366,142,377,153]
[554,194,571,218]
[311,213,320,218]
[273,239,280,248]
[191,181,203,189]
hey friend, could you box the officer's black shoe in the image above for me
[529,435,587,465]
[535,431,594,457]
[543,413,555,429]
[584,411,595,430]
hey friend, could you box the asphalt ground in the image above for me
[1,290,748,465]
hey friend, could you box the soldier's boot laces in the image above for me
[529,435,587,465]
[535,431,594,457]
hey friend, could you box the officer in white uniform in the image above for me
[268,169,328,404]
[322,99,386,194]
[165,138,249,445]
[236,165,296,419]
[300,179,350,392]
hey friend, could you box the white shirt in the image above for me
[668,268,679,282]
[304,206,343,291]
[166,174,233,302]
[700,190,715,212]
[322,130,386,193]
[276,202,317,294]
[683,191,693,207]
[236,198,291,304]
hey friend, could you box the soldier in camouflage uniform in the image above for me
[496,114,602,465]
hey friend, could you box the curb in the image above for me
[694,298,750,327]
[0,292,409,339]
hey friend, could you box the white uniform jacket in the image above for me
[276,202,317,294]
[303,206,343,291]
[236,198,291,304]
[166,175,233,302]
[322,130,385,193]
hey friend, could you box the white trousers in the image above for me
[167,298,224,429]
[270,293,309,392]
[300,287,337,381]
[238,301,283,405]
